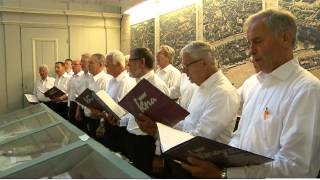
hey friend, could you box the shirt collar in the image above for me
[257,58,299,82]
[136,70,154,83]
[93,71,105,82]
[57,72,68,78]
[73,71,84,77]
[159,64,172,73]
[114,70,128,82]
[199,70,223,89]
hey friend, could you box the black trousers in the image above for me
[50,101,69,120]
[68,101,79,126]
[103,123,155,175]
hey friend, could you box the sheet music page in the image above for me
[96,90,127,118]
[157,122,194,152]
[24,94,39,103]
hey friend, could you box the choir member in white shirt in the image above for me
[75,53,92,132]
[94,50,136,152]
[64,58,74,76]
[181,9,320,178]
[136,41,240,177]
[84,53,112,139]
[33,64,55,106]
[169,73,198,109]
[51,61,71,120]
[105,47,169,175]
[156,45,181,89]
[106,50,136,102]
[67,58,83,125]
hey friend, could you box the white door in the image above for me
[21,27,69,106]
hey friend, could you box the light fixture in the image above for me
[124,0,200,25]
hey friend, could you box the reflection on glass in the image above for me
[0,124,78,171]
[0,104,45,126]
[0,112,57,143]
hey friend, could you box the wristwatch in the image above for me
[100,118,105,128]
[221,168,227,179]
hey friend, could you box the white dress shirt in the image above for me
[107,70,136,103]
[175,70,240,144]
[84,71,112,117]
[170,73,198,109]
[78,72,92,94]
[67,71,84,106]
[156,64,181,88]
[54,72,71,94]
[66,70,74,76]
[228,59,320,178]
[126,70,170,135]
[33,76,55,102]
[237,74,258,114]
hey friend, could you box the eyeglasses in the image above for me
[182,59,203,70]
[129,57,141,61]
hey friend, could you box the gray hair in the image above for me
[91,53,106,66]
[180,41,215,65]
[81,53,91,60]
[39,64,49,71]
[106,50,126,68]
[244,8,297,47]
[158,45,175,63]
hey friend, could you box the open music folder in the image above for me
[119,79,189,127]
[44,87,65,99]
[76,88,127,120]
[157,123,273,168]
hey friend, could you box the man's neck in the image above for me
[160,63,170,70]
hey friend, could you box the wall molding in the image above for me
[0,6,122,19]
[1,20,120,29]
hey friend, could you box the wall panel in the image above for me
[70,27,106,58]
[4,25,23,112]
[0,25,7,114]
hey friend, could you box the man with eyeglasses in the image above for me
[105,47,170,175]
[135,41,240,177]
[67,58,84,126]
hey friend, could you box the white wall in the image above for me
[0,0,122,114]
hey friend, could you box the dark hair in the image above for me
[64,58,72,63]
[130,47,154,69]
[55,61,65,66]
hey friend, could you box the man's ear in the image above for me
[282,31,292,48]
[140,58,146,66]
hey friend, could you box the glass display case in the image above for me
[0,112,59,143]
[0,104,46,126]
[0,103,149,178]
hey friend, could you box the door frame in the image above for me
[31,38,58,84]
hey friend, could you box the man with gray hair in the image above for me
[182,8,320,178]
[105,50,136,102]
[84,53,112,139]
[67,58,83,126]
[33,64,55,103]
[136,41,240,176]
[92,50,136,153]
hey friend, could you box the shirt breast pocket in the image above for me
[260,109,282,149]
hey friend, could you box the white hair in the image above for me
[180,41,216,65]
[106,50,125,68]
[39,64,49,71]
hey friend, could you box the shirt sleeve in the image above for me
[227,87,320,178]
